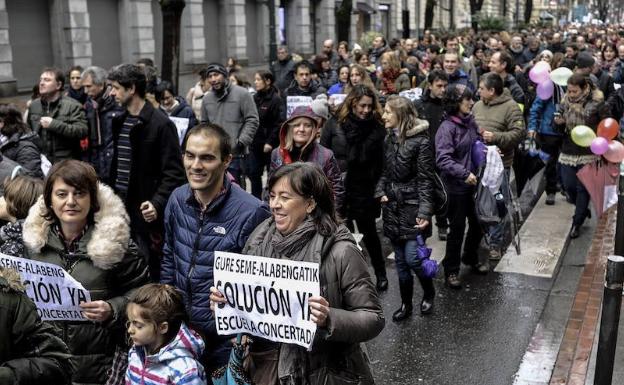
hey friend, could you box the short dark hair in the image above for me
[67,65,83,78]
[0,104,31,137]
[567,73,592,89]
[41,67,65,89]
[294,61,313,74]
[427,69,449,84]
[4,176,43,219]
[182,123,232,161]
[155,80,175,103]
[267,163,338,236]
[43,160,100,222]
[255,70,276,90]
[107,64,147,98]
[496,51,515,73]
[480,72,504,95]
[443,84,474,116]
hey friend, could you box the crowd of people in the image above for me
[1,22,624,385]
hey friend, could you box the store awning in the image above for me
[356,2,376,14]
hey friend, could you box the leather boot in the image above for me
[392,281,413,322]
[418,275,435,315]
[375,270,389,292]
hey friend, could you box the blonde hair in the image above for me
[381,51,401,72]
[344,64,375,94]
[283,117,318,152]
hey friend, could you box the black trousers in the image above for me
[443,191,483,276]
[536,134,562,194]
[347,214,386,277]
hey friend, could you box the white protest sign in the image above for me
[399,88,423,101]
[169,116,190,145]
[286,96,313,119]
[0,254,91,321]
[329,94,347,107]
[214,251,320,350]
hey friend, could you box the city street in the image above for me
[364,192,597,385]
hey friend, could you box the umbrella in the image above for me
[577,161,619,218]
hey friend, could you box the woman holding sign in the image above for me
[22,160,150,384]
[211,162,384,385]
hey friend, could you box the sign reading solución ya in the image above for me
[0,254,91,321]
[214,251,320,350]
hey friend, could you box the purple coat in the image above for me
[435,114,480,194]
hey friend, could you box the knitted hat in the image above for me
[284,106,319,128]
[311,94,329,121]
[205,63,228,77]
[576,52,595,69]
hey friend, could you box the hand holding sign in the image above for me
[309,296,330,327]
[80,300,113,322]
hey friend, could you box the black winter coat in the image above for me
[0,132,42,178]
[109,102,186,235]
[253,87,283,152]
[0,268,72,385]
[376,121,435,241]
[320,114,385,218]
[414,91,445,149]
[84,91,124,178]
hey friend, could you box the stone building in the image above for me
[0,0,535,97]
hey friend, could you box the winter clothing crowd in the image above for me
[2,23,624,385]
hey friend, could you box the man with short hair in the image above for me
[520,37,542,65]
[27,67,88,163]
[161,123,270,375]
[82,66,124,178]
[508,35,525,67]
[322,39,340,69]
[488,51,526,105]
[200,62,259,185]
[369,35,389,67]
[576,52,615,99]
[271,45,296,94]
[282,61,327,119]
[414,69,449,240]
[107,63,186,280]
[549,33,565,54]
[473,73,525,262]
[443,52,475,91]
[566,44,579,60]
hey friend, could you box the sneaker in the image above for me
[470,262,490,275]
[446,274,462,289]
[438,226,449,241]
[489,248,503,261]
[546,193,555,205]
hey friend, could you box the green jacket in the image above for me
[22,183,150,384]
[27,96,88,163]
[473,89,526,168]
[0,267,72,385]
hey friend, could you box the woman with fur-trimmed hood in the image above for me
[0,267,72,385]
[22,160,150,384]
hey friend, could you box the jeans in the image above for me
[246,150,269,199]
[488,168,511,249]
[392,239,426,285]
[559,163,591,226]
[537,134,562,194]
[228,156,245,187]
[443,191,483,275]
[347,215,386,278]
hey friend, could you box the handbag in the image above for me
[212,334,253,385]
[474,166,506,226]
[432,171,448,217]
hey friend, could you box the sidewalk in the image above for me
[547,206,618,384]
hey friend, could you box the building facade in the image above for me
[1,0,538,98]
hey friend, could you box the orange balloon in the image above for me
[597,118,620,140]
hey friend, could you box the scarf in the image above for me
[381,68,400,94]
[342,113,378,163]
[162,99,180,115]
[67,87,87,105]
[563,88,591,132]
[270,216,317,259]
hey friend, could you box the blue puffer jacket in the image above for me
[528,96,560,136]
[160,178,270,366]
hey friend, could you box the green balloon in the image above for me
[571,125,596,147]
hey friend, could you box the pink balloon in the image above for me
[536,80,554,100]
[529,62,551,84]
[604,140,624,163]
[590,137,609,155]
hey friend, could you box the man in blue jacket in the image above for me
[161,123,270,374]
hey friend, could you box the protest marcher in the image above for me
[377,51,411,96]
[250,70,283,199]
[344,64,377,95]
[327,65,350,96]
[160,123,270,375]
[282,61,327,120]
[155,80,198,141]
[22,160,150,384]
[81,66,125,179]
[314,54,337,90]
[269,106,345,214]
[0,266,72,385]
[200,62,259,185]
[377,96,436,320]
[107,64,186,281]
[436,84,487,289]
[555,74,610,238]
[211,162,385,385]
[27,67,88,163]
[473,73,525,261]
[271,45,296,95]
[0,176,43,257]
[65,65,87,105]
[186,68,210,120]
[0,104,43,178]
[125,284,206,385]
[321,85,388,291]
